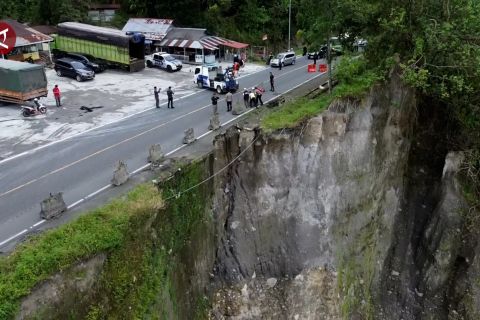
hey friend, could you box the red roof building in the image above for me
[0,19,53,63]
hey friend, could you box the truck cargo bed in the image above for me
[0,60,48,103]
[0,88,48,104]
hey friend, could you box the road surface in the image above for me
[0,56,328,248]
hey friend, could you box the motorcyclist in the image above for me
[33,98,42,112]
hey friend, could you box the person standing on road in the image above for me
[211,92,220,114]
[167,86,174,109]
[313,52,318,65]
[154,86,161,108]
[249,88,257,108]
[226,90,233,112]
[269,72,275,92]
[53,85,61,107]
[255,86,265,106]
[243,88,250,107]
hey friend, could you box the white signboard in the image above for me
[195,54,203,63]
[204,55,215,64]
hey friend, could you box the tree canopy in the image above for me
[2,0,479,153]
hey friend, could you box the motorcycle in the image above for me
[22,99,47,117]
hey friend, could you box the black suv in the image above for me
[64,53,106,73]
[54,58,95,82]
[307,46,342,59]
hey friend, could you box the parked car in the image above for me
[65,53,107,73]
[146,53,182,72]
[270,51,296,68]
[54,58,95,82]
[307,45,342,60]
[307,46,328,59]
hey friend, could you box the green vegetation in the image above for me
[262,56,382,130]
[0,184,160,319]
[0,160,213,319]
[1,0,300,50]
[261,95,332,131]
[337,216,380,320]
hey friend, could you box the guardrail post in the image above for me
[208,113,221,130]
[111,161,129,186]
[40,192,67,219]
[148,144,164,166]
[232,99,246,115]
[183,128,195,144]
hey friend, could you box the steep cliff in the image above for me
[208,72,478,319]
[11,72,479,319]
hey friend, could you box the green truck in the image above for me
[0,59,48,104]
[53,22,145,72]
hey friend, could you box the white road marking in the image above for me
[0,229,28,247]
[0,62,307,166]
[32,220,46,227]
[0,61,323,248]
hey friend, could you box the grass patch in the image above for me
[0,184,162,319]
[262,95,333,131]
[261,55,382,131]
[0,159,213,319]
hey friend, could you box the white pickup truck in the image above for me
[146,53,182,72]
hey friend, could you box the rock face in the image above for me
[16,255,107,320]
[14,73,479,320]
[208,73,477,319]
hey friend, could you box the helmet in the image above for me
[33,98,38,102]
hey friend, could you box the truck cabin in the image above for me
[194,65,219,78]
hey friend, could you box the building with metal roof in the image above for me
[122,18,173,43]
[1,19,53,64]
[158,27,248,64]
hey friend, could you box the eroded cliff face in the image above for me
[14,73,479,319]
[208,73,478,319]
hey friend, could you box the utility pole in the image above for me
[288,0,291,51]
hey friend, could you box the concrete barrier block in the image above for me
[208,113,221,130]
[40,192,67,220]
[183,128,195,144]
[232,102,246,115]
[148,144,164,165]
[111,161,129,186]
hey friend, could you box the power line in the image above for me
[162,130,261,202]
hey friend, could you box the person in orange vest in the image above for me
[53,85,61,107]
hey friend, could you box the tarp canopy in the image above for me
[0,60,47,93]
[159,27,248,50]
[201,36,248,50]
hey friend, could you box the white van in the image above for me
[270,51,296,68]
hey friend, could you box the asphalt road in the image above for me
[0,56,327,248]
